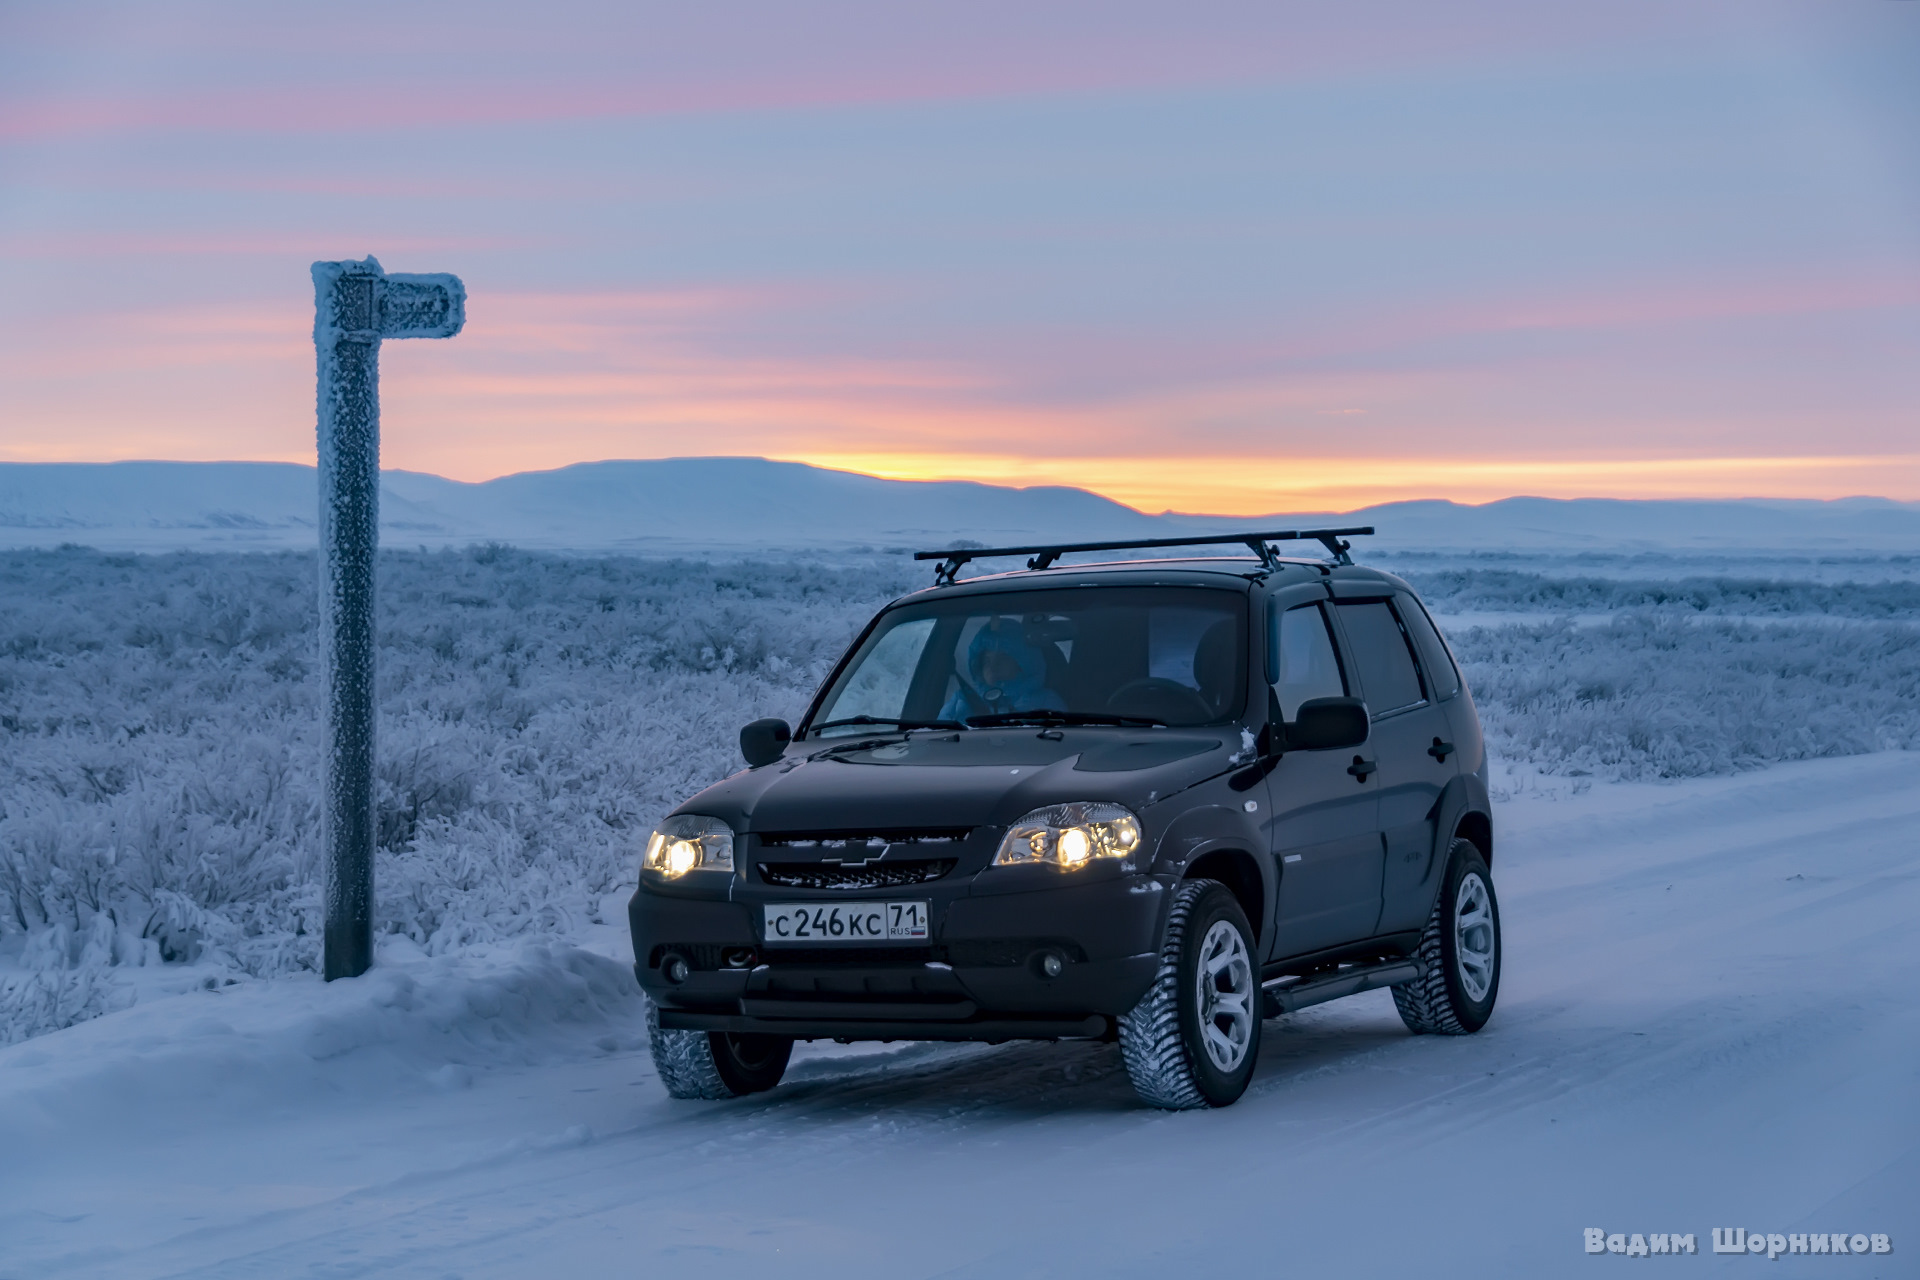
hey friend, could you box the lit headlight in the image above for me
[994,802,1142,871]
[642,815,734,880]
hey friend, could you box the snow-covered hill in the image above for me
[0,459,1167,553]
[5,458,1920,553]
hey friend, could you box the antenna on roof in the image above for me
[914,527,1374,584]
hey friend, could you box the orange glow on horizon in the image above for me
[6,437,1920,516]
[771,451,1920,515]
[8,285,1917,517]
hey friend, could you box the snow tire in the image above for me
[647,1000,793,1099]
[1118,878,1261,1110]
[1393,838,1501,1035]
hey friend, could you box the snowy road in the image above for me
[6,754,1919,1278]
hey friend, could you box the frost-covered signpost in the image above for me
[313,256,465,980]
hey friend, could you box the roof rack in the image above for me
[914,527,1375,585]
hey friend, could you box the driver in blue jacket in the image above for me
[940,618,1066,721]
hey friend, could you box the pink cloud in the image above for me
[14,253,1910,484]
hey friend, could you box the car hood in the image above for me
[677,728,1242,833]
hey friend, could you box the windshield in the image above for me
[810,586,1248,734]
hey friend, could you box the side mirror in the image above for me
[740,718,792,767]
[1286,697,1369,751]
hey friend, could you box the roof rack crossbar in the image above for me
[915,527,1374,583]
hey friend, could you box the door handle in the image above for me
[1347,755,1377,782]
[1428,737,1455,762]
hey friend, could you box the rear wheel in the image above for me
[1393,839,1501,1035]
[1118,879,1261,1109]
[647,1002,794,1099]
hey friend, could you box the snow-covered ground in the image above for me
[4,751,1915,1278]
[4,545,1917,1275]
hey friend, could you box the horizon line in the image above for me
[2,453,1915,519]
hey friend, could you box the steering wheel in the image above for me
[1105,678,1212,725]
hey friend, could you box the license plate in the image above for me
[762,900,929,944]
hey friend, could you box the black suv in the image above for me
[630,530,1499,1109]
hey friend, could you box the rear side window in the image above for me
[1271,602,1347,719]
[1397,594,1461,701]
[1336,600,1426,717]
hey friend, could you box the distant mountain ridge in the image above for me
[3,457,1919,554]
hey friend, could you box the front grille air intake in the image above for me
[759,859,958,891]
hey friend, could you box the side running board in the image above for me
[1262,958,1423,1018]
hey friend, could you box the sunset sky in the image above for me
[2,1,1916,514]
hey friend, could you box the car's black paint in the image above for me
[630,557,1492,1042]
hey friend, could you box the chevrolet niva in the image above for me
[630,529,1500,1109]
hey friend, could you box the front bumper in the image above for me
[630,871,1169,1042]
[654,1008,1113,1042]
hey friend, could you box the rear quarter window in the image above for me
[1335,600,1427,717]
[1397,593,1461,701]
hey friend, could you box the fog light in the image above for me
[1039,952,1064,979]
[663,954,690,984]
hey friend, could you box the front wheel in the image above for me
[648,1002,794,1099]
[1118,879,1261,1109]
[1393,839,1501,1035]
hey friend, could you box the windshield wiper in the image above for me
[810,715,967,734]
[963,710,1166,728]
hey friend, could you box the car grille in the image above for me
[754,827,972,850]
[758,859,958,891]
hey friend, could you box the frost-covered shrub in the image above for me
[0,966,134,1046]
[1452,613,1920,780]
[1403,568,1920,619]
[0,547,911,1005]
[4,544,1920,1046]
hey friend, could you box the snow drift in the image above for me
[0,939,645,1152]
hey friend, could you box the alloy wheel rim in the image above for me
[1453,872,1496,1002]
[1193,919,1254,1072]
